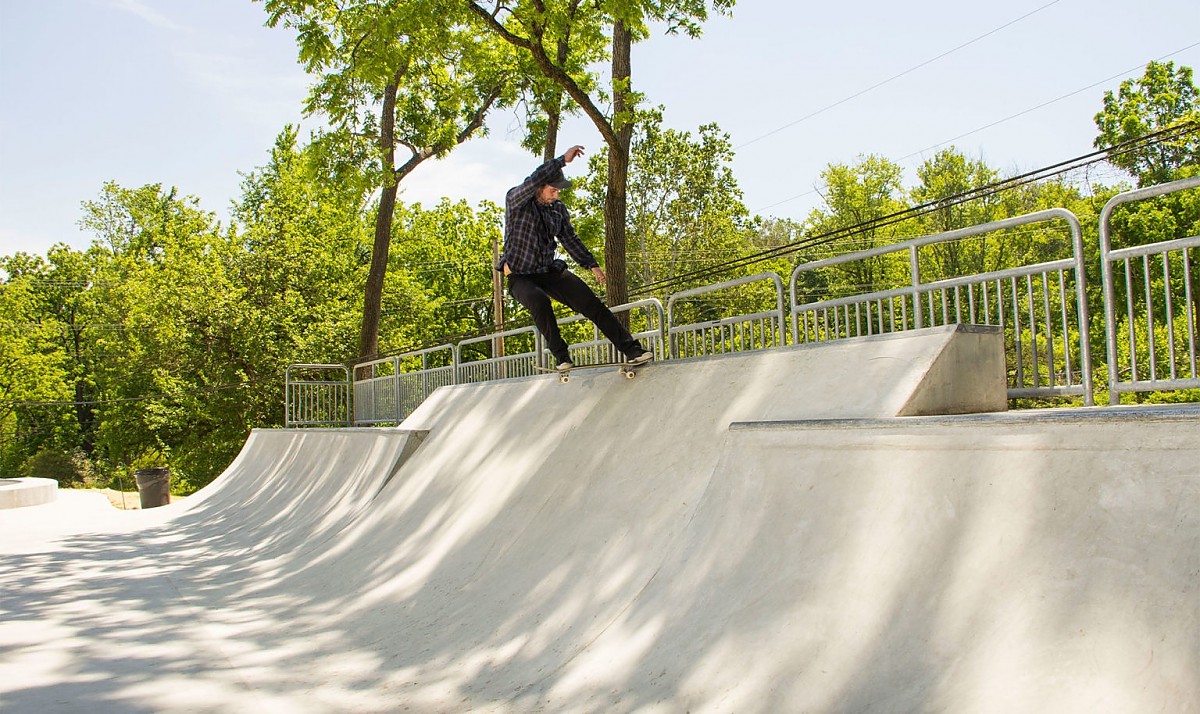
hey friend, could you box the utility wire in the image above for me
[635,122,1197,296]
[276,124,1196,364]
[682,129,1177,288]
[1,379,259,409]
[753,41,1200,213]
[736,0,1066,150]
[899,40,1200,163]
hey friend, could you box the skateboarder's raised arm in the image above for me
[506,156,567,211]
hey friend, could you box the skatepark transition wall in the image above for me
[0,324,1196,713]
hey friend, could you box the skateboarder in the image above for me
[496,145,652,371]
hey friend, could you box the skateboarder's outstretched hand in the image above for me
[564,145,585,163]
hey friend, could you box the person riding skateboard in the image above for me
[496,145,653,371]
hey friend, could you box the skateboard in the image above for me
[534,359,651,383]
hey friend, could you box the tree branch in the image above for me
[466,1,617,148]
[394,87,503,182]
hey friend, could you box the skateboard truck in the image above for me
[535,360,648,383]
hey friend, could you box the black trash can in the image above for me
[134,467,171,509]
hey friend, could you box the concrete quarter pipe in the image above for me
[0,325,1195,712]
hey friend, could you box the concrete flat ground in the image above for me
[1,326,1196,713]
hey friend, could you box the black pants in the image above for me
[508,270,640,363]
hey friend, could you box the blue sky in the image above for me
[1,0,1197,260]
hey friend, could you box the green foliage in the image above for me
[575,110,767,292]
[233,127,375,364]
[6,44,1200,494]
[20,448,95,488]
[0,261,74,474]
[0,130,387,492]
[1094,61,1200,187]
[797,154,914,301]
[388,199,504,351]
[0,129,514,491]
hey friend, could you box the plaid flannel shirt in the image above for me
[496,157,599,275]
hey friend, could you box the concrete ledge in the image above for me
[0,478,58,509]
[732,402,1200,431]
[898,324,1007,415]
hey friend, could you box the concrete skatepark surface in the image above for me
[0,325,1196,712]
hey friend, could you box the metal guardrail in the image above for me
[397,345,457,420]
[352,355,400,425]
[790,209,1093,404]
[284,364,351,427]
[1100,175,1200,405]
[456,325,541,384]
[352,344,456,424]
[286,180,1200,425]
[667,273,785,359]
[557,298,667,365]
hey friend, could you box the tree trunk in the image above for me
[604,20,633,313]
[541,36,571,161]
[358,73,402,361]
[543,109,561,162]
[542,79,561,162]
[359,79,500,360]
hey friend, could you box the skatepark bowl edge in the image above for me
[1,326,1196,713]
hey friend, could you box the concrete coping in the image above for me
[731,403,1200,431]
[0,477,59,510]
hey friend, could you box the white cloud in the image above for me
[398,142,533,209]
[399,158,507,208]
[105,0,182,31]
[173,48,310,130]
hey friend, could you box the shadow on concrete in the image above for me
[2,328,1194,712]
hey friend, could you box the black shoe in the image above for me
[626,350,653,365]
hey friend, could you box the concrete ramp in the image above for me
[0,427,425,555]
[550,410,1199,711]
[13,326,1191,713]
[171,427,427,558]
[131,324,1009,710]
[0,427,429,713]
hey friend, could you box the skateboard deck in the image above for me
[534,359,651,383]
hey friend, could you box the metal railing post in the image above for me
[667,273,785,360]
[1099,175,1200,405]
[789,209,1091,402]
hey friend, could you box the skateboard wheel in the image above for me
[560,375,570,384]
[623,369,636,379]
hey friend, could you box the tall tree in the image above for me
[261,0,519,359]
[1094,61,1200,187]
[466,0,735,311]
[910,148,1005,279]
[574,109,760,294]
[802,155,911,299]
[0,256,74,474]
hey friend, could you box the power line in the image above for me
[736,0,1065,150]
[899,41,1200,163]
[329,124,1193,363]
[635,122,1197,296]
[752,41,1200,214]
